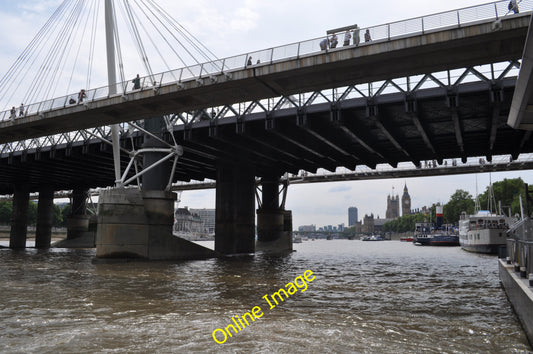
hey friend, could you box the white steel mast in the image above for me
[105,0,122,186]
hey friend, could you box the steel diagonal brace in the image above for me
[83,129,130,154]
[120,147,183,187]
[128,122,174,149]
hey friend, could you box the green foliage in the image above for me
[443,189,475,223]
[0,201,13,224]
[383,213,427,233]
[53,204,63,227]
[478,178,524,216]
[60,204,72,227]
[27,201,38,226]
[0,200,68,227]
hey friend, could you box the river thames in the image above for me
[0,239,531,353]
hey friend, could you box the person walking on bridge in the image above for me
[508,0,519,14]
[132,74,141,90]
[364,29,371,42]
[78,89,86,104]
[353,25,360,46]
[10,107,16,121]
[18,103,24,117]
[320,37,329,50]
[330,34,338,48]
[343,30,351,46]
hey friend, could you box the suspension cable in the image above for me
[121,0,155,80]
[145,0,220,65]
[0,0,71,110]
[86,0,101,90]
[25,0,85,104]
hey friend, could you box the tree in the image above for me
[27,201,38,226]
[383,213,426,233]
[52,204,63,227]
[0,201,12,224]
[478,178,524,216]
[443,189,475,223]
[59,204,72,227]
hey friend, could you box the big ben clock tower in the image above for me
[401,183,411,216]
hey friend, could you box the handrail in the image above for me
[0,0,530,123]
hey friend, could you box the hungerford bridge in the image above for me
[2,0,533,259]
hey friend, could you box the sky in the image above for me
[0,0,532,228]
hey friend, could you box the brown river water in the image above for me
[0,239,531,353]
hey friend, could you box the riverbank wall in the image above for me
[499,258,533,347]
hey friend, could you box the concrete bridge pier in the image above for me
[9,184,29,249]
[66,188,90,240]
[215,162,256,255]
[256,175,293,253]
[54,188,96,248]
[35,186,54,249]
[95,117,215,260]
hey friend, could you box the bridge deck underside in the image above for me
[0,79,531,194]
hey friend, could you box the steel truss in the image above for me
[0,60,521,188]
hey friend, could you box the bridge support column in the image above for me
[9,185,30,249]
[35,187,54,249]
[95,116,215,260]
[96,188,215,259]
[256,175,293,253]
[215,163,256,255]
[142,117,172,191]
[67,188,90,240]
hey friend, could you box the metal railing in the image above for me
[0,0,530,123]
[0,60,521,155]
[507,215,533,284]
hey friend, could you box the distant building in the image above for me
[174,207,205,235]
[348,207,358,226]
[362,214,374,233]
[338,223,344,232]
[352,221,362,233]
[401,183,411,216]
[374,217,395,232]
[190,208,215,234]
[386,192,400,219]
[298,225,316,232]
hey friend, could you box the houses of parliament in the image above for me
[386,183,411,219]
[349,184,411,234]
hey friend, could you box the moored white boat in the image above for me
[459,211,513,254]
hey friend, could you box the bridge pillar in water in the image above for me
[95,117,216,260]
[215,162,256,255]
[9,185,30,249]
[66,188,91,240]
[35,186,54,249]
[256,175,293,253]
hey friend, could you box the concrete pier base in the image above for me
[215,163,256,255]
[256,209,293,253]
[255,175,293,253]
[53,216,97,248]
[35,187,54,249]
[96,188,215,260]
[499,259,533,347]
[67,188,90,240]
[9,185,29,249]
[53,188,96,248]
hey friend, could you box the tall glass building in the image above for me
[348,207,358,226]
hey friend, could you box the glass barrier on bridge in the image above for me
[0,0,531,123]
